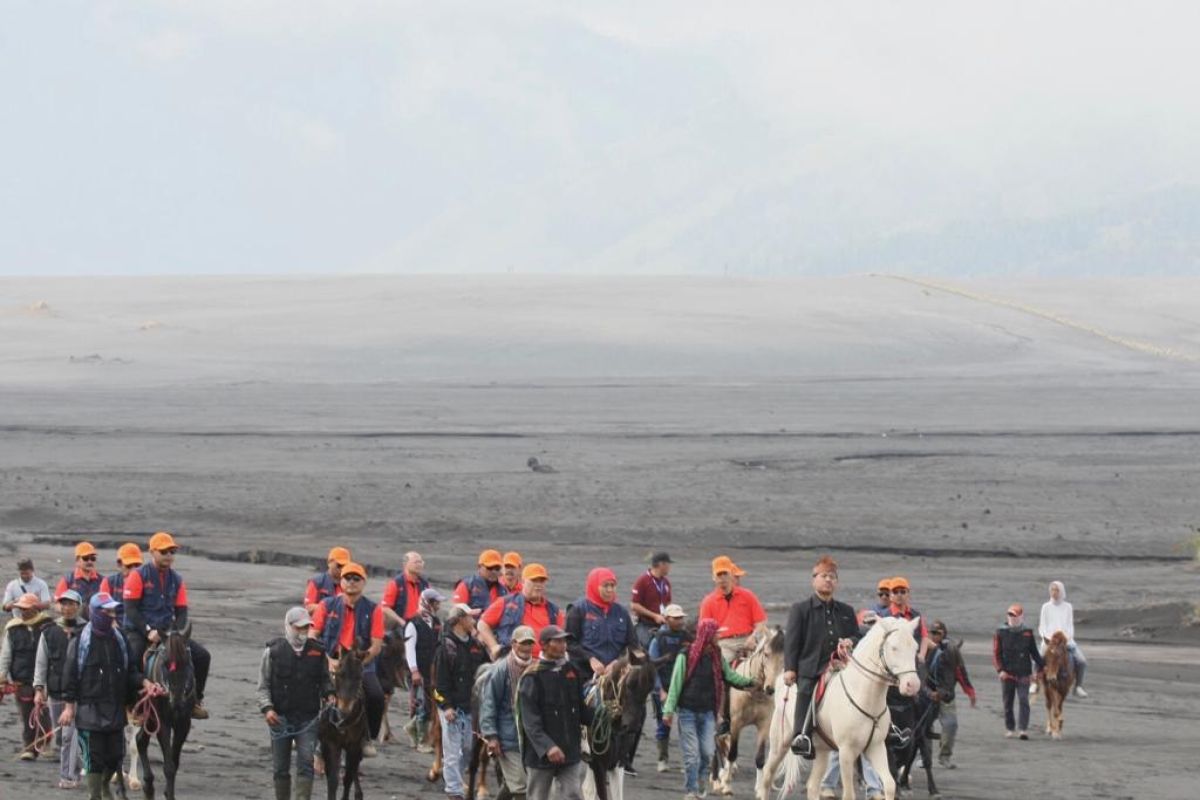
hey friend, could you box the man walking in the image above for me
[993,603,1044,739]
[256,607,333,800]
[647,604,690,772]
[433,603,489,800]
[403,587,445,752]
[630,552,673,648]
[34,589,85,786]
[518,625,595,800]
[0,592,53,760]
[480,625,538,800]
[783,555,859,758]
[56,543,103,611]
[122,531,212,719]
[928,620,975,768]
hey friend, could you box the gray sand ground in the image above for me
[1,276,1198,799]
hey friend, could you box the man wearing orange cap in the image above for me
[880,577,931,658]
[699,556,768,664]
[100,543,143,629]
[304,547,350,615]
[872,578,894,616]
[782,555,859,758]
[381,551,429,622]
[0,592,53,759]
[451,549,510,612]
[500,552,523,594]
[123,531,212,719]
[311,562,387,754]
[478,563,564,659]
[55,542,103,612]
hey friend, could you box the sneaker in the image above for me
[191,703,209,720]
[1074,686,1088,698]
[416,742,434,754]
[938,755,956,770]
[820,788,838,800]
[56,779,78,789]
[1018,731,1029,740]
[657,759,669,773]
[19,750,36,761]
[1004,730,1015,738]
[624,765,639,778]
[363,742,378,758]
[1029,683,1038,695]
[789,733,815,759]
[685,793,702,800]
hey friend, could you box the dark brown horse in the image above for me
[1040,631,1073,739]
[583,651,656,800]
[893,637,962,800]
[135,629,194,800]
[319,647,367,800]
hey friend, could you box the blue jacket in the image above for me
[132,564,182,631]
[566,598,636,680]
[458,575,506,612]
[478,659,521,751]
[494,593,561,647]
[318,595,379,674]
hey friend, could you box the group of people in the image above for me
[0,534,207,799]
[3,539,1091,800]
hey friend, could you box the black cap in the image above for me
[650,551,673,565]
[538,624,571,645]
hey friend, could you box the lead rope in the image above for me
[131,683,167,735]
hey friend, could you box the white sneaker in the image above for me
[1074,686,1088,698]
[657,759,669,773]
[1004,730,1015,738]
[1028,683,1038,695]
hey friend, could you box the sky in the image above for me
[2,1,1199,276]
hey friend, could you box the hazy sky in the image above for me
[3,2,1198,276]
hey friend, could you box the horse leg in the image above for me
[921,735,939,799]
[322,742,339,800]
[126,725,143,791]
[343,746,363,800]
[863,739,894,800]
[157,725,175,800]
[136,727,155,800]
[426,712,443,782]
[806,747,828,800]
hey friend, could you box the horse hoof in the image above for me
[127,776,142,791]
[426,770,440,783]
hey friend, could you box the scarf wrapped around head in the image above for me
[586,567,617,613]
[418,588,441,624]
[685,619,725,718]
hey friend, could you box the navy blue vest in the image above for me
[577,598,630,665]
[318,595,378,673]
[495,594,560,646]
[458,575,505,611]
[134,564,183,631]
[388,574,430,619]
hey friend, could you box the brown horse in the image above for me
[319,647,367,800]
[1039,631,1073,739]
[711,626,786,796]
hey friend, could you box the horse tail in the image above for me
[777,752,803,799]
[767,677,803,797]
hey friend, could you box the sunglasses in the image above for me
[485,566,502,572]
[931,629,946,636]
[159,548,179,555]
[80,556,97,562]
[891,588,909,595]
[878,589,891,596]
[343,575,364,583]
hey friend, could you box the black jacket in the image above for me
[432,630,488,711]
[518,657,595,769]
[40,622,79,700]
[992,625,1044,678]
[262,637,333,720]
[784,595,859,678]
[62,631,142,732]
[4,618,51,684]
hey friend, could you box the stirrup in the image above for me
[888,724,912,748]
[789,733,815,759]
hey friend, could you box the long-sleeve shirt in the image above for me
[662,650,754,715]
[992,625,1045,680]
[1038,600,1076,646]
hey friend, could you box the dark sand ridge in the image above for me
[1,276,1199,798]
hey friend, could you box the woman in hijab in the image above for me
[662,619,757,800]
[565,567,639,683]
[1036,581,1088,698]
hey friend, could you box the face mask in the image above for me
[91,613,114,635]
[285,626,309,650]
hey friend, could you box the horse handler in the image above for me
[257,607,334,800]
[993,603,1044,739]
[517,625,594,800]
[661,619,757,800]
[480,624,538,799]
[34,588,86,787]
[61,592,151,800]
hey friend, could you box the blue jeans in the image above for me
[676,708,715,795]
[439,707,471,796]
[269,713,319,780]
[821,751,884,794]
[651,691,671,741]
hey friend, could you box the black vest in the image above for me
[41,622,79,699]
[678,651,718,713]
[6,620,49,684]
[412,616,441,675]
[267,637,327,719]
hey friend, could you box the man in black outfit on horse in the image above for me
[783,555,859,759]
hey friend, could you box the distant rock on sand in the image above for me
[528,457,556,473]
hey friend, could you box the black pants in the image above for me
[791,677,817,737]
[363,671,385,739]
[78,728,124,774]
[129,633,211,701]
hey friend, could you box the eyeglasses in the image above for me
[891,588,908,595]
[159,548,179,555]
[877,589,891,596]
[80,556,97,562]
[343,575,364,583]
[485,566,501,572]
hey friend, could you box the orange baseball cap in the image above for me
[877,578,894,591]
[74,542,97,558]
[479,549,503,568]
[503,551,523,568]
[13,593,40,610]
[341,562,367,580]
[522,563,549,581]
[117,543,144,567]
[711,555,742,577]
[1007,603,1023,616]
[148,531,178,551]
[890,576,910,591]
[327,546,351,565]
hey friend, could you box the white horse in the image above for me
[758,616,922,800]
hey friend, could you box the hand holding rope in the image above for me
[132,682,168,735]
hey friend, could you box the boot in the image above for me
[294,776,314,800]
[274,777,292,800]
[109,772,129,800]
[85,773,105,800]
[100,771,115,800]
[790,700,816,759]
[656,738,669,772]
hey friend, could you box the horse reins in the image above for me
[835,629,919,746]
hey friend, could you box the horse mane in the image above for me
[765,625,785,654]
[331,646,364,703]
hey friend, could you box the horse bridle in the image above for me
[849,628,919,687]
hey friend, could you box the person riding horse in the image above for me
[1036,581,1088,698]
[121,531,212,719]
[783,555,860,758]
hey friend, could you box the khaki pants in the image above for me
[718,635,750,665]
[496,749,527,794]
[527,761,586,800]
